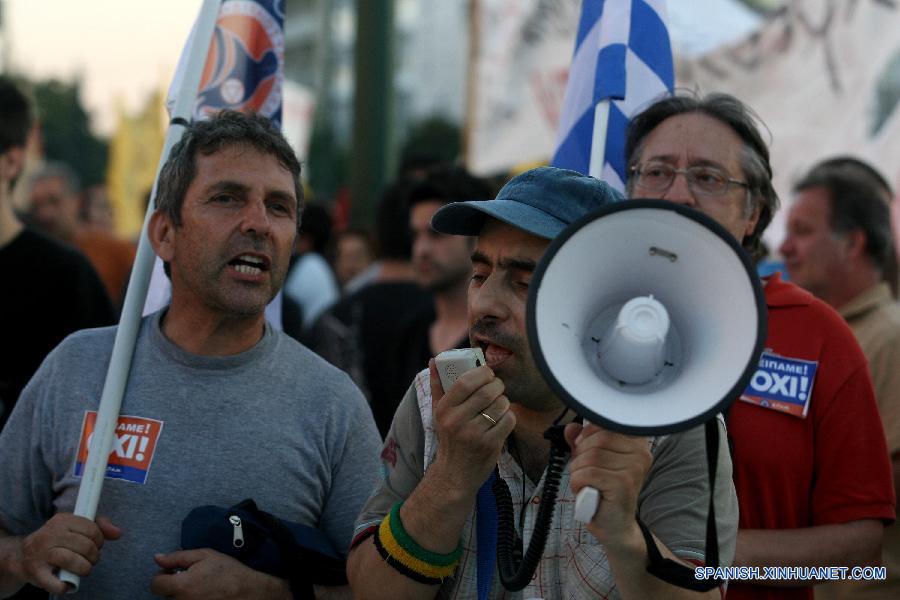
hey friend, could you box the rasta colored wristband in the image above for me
[373,501,463,585]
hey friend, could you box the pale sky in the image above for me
[4,0,203,135]
[2,0,758,138]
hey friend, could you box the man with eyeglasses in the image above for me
[624,93,894,600]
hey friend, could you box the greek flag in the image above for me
[552,0,674,190]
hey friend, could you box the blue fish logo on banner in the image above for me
[195,0,285,126]
[740,350,818,418]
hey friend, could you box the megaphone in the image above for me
[526,199,767,436]
[496,199,767,592]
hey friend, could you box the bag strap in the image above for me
[635,419,724,592]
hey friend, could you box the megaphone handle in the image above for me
[572,419,601,523]
[574,486,601,523]
[58,570,79,592]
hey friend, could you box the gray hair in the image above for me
[29,160,81,196]
[625,92,779,261]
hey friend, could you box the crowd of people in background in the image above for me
[1,71,900,600]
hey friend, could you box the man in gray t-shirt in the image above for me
[0,111,381,600]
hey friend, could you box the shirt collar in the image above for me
[838,282,893,321]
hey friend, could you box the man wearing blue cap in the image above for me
[347,166,738,599]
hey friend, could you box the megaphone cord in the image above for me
[494,424,570,591]
[494,413,726,592]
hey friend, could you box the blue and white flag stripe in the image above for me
[552,0,674,190]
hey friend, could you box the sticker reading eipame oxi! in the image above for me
[739,350,818,418]
[74,411,164,484]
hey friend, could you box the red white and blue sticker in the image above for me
[740,350,818,418]
[74,412,164,485]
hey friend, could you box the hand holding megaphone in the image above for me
[569,421,602,524]
[565,422,654,530]
[572,421,603,524]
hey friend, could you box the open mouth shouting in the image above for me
[228,253,271,278]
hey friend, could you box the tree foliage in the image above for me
[32,79,108,188]
[307,118,349,202]
[398,115,461,173]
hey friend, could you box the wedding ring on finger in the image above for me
[480,411,498,427]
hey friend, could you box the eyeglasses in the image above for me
[630,162,749,197]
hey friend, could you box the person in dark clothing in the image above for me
[0,77,115,433]
[307,178,432,437]
[392,165,496,411]
[0,76,115,600]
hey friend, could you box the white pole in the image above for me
[59,0,223,590]
[575,98,611,523]
[588,100,610,179]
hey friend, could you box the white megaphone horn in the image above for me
[526,200,767,521]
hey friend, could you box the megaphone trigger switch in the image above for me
[574,487,600,523]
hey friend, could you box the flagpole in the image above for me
[462,0,480,168]
[573,98,610,524]
[59,0,222,590]
[588,100,610,178]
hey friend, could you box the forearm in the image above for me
[251,571,292,600]
[603,522,718,600]
[0,531,26,599]
[347,466,476,600]
[398,465,476,553]
[347,539,440,600]
[313,584,352,599]
[733,520,883,587]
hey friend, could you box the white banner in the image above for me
[677,0,900,247]
[282,78,316,166]
[465,0,581,175]
[465,0,900,254]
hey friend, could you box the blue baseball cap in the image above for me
[431,166,624,239]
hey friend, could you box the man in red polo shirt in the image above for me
[624,92,895,600]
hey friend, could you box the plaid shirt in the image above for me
[354,370,737,599]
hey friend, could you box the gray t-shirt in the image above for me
[354,370,738,600]
[0,311,382,599]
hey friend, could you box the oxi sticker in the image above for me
[739,350,818,418]
[74,412,164,484]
